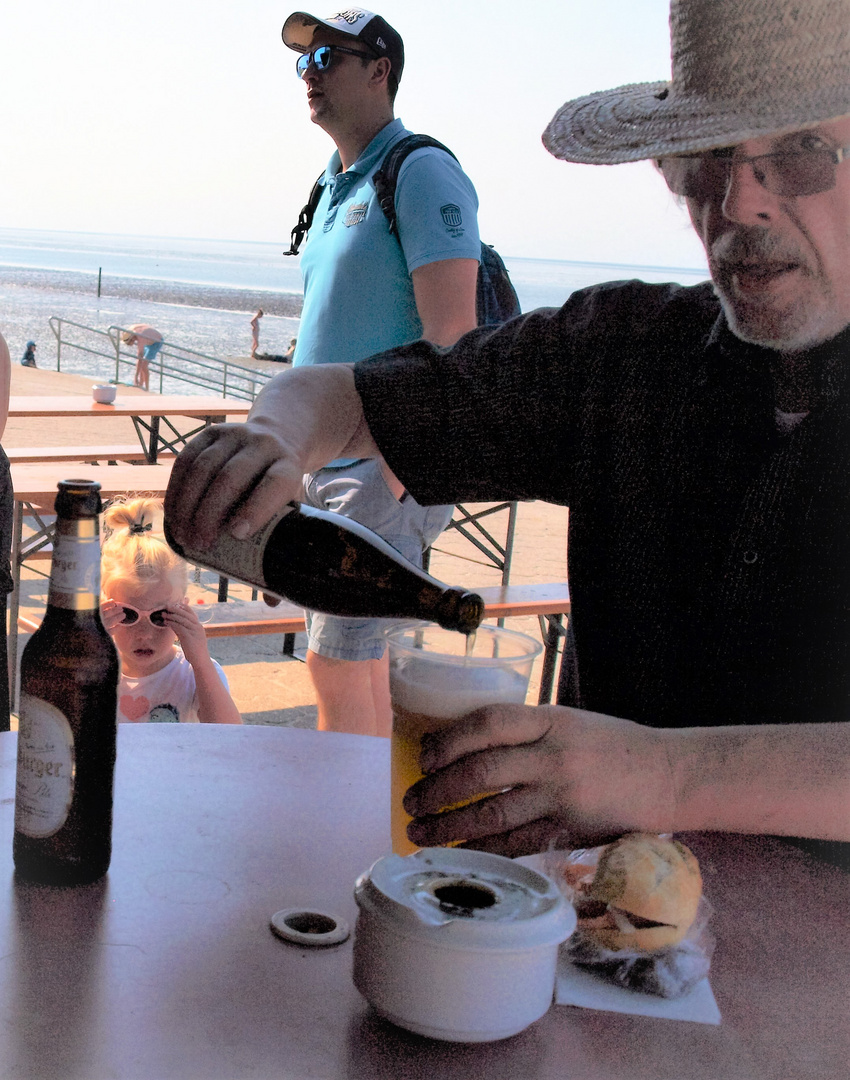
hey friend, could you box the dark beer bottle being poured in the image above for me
[13,480,119,885]
[164,502,484,635]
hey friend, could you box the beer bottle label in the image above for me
[15,695,75,838]
[49,530,101,609]
[179,507,293,590]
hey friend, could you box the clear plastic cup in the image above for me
[387,623,542,855]
[191,597,214,624]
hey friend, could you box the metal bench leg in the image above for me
[537,614,565,705]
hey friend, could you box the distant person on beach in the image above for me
[282,337,297,362]
[0,333,12,732]
[168,0,850,860]
[262,8,480,738]
[250,309,264,359]
[20,341,36,368]
[100,497,241,725]
[122,325,163,391]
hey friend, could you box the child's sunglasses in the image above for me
[115,603,170,628]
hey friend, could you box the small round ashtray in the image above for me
[270,908,350,947]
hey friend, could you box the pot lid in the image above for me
[355,848,576,949]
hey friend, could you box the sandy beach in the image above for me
[6,364,568,728]
[0,267,304,320]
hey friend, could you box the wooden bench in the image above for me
[17,582,570,705]
[6,445,174,465]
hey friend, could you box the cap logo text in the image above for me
[330,10,368,26]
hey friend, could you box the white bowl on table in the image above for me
[92,385,117,404]
[353,848,576,1042]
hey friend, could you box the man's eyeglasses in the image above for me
[115,603,170,628]
[296,44,375,79]
[658,142,850,199]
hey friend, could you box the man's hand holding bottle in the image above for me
[166,364,372,549]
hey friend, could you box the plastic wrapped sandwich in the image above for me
[545,833,714,998]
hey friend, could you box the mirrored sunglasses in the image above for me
[295,43,375,79]
[117,603,170,627]
[658,143,850,200]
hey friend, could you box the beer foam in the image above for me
[390,656,528,718]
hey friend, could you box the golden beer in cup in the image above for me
[387,624,542,855]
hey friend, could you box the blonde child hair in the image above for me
[101,496,187,599]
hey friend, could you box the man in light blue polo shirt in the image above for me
[281,8,481,738]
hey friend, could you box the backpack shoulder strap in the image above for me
[284,172,325,256]
[373,134,458,236]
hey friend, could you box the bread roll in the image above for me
[584,833,702,952]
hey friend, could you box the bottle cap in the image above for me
[269,908,350,947]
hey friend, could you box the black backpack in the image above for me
[286,134,521,327]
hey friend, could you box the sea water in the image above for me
[0,227,709,386]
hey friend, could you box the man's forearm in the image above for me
[405,705,849,856]
[669,723,850,841]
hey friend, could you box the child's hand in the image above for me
[100,598,125,634]
[161,600,209,664]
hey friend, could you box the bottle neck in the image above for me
[47,518,102,613]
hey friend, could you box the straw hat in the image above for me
[543,0,850,164]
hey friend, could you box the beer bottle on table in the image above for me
[13,479,119,886]
[164,501,484,635]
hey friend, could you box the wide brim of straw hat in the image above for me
[543,0,850,164]
[543,84,850,164]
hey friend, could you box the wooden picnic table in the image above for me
[7,393,250,462]
[10,461,175,508]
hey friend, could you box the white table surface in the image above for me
[0,725,846,1080]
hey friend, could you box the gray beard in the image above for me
[711,279,839,355]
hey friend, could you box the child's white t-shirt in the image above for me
[117,649,229,724]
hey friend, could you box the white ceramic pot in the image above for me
[353,848,575,1043]
[92,385,116,404]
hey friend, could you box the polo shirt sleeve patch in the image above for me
[440,203,465,235]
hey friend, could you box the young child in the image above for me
[100,497,241,724]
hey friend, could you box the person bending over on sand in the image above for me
[250,309,264,359]
[20,340,37,368]
[166,0,850,861]
[122,324,163,390]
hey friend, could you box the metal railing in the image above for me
[48,317,274,401]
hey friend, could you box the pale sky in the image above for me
[0,0,708,269]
